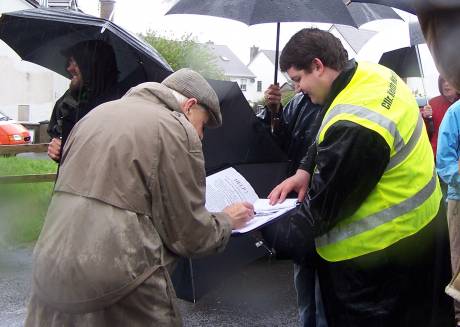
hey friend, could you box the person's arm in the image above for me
[296,121,391,236]
[437,106,460,187]
[151,116,252,257]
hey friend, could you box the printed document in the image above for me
[205,167,297,234]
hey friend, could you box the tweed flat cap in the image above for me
[162,68,222,128]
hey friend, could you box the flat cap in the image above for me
[162,68,222,128]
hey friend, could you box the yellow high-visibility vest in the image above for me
[315,62,441,262]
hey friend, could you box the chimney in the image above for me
[250,46,259,62]
[100,0,116,21]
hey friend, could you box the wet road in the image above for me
[0,247,299,326]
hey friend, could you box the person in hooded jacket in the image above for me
[258,85,326,327]
[47,39,120,163]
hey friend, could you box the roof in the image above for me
[26,0,76,9]
[204,44,255,78]
[330,24,376,53]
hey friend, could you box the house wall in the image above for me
[247,53,288,104]
[0,1,69,122]
[227,75,257,105]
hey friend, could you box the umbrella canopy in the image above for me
[167,0,405,85]
[378,21,425,78]
[349,0,415,14]
[345,1,402,26]
[167,0,358,85]
[0,8,173,93]
[379,46,421,78]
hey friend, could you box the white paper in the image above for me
[205,168,297,234]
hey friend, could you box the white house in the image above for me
[246,48,291,104]
[204,43,257,103]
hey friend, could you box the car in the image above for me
[0,112,31,145]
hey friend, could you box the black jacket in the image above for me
[258,93,322,175]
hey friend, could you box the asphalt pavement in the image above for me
[0,246,300,327]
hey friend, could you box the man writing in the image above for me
[269,28,453,326]
[26,69,254,326]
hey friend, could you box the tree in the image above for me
[141,31,226,80]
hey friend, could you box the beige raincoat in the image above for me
[25,82,232,326]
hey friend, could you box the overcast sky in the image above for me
[77,0,440,96]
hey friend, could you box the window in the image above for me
[240,79,247,91]
[257,81,262,92]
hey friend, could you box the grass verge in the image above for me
[0,156,57,247]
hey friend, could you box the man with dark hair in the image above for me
[269,28,453,326]
[47,39,120,163]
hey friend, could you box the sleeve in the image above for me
[436,107,460,187]
[152,113,233,258]
[295,121,391,236]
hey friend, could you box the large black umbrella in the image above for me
[166,0,358,86]
[173,79,290,302]
[167,0,403,85]
[0,8,173,92]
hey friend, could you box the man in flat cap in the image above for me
[25,68,254,327]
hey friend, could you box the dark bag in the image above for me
[260,209,316,264]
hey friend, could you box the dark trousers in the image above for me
[317,207,454,327]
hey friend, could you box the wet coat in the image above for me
[25,82,232,326]
[258,94,321,175]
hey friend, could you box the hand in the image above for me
[421,104,432,118]
[223,202,255,230]
[268,169,310,205]
[47,138,62,162]
[264,84,282,113]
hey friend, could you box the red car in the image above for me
[0,113,31,145]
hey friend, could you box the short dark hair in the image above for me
[280,28,348,73]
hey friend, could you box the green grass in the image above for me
[0,157,57,247]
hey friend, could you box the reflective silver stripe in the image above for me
[386,115,424,171]
[316,169,438,247]
[317,104,405,152]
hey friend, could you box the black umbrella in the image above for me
[379,46,421,77]
[166,0,359,86]
[378,21,425,77]
[172,79,290,302]
[0,8,173,93]
[348,0,416,14]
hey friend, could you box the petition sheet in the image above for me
[205,167,297,234]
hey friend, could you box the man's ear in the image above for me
[182,98,198,115]
[311,58,325,74]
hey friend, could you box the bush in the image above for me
[0,157,56,247]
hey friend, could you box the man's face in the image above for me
[67,56,83,91]
[184,101,210,140]
[287,60,329,105]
